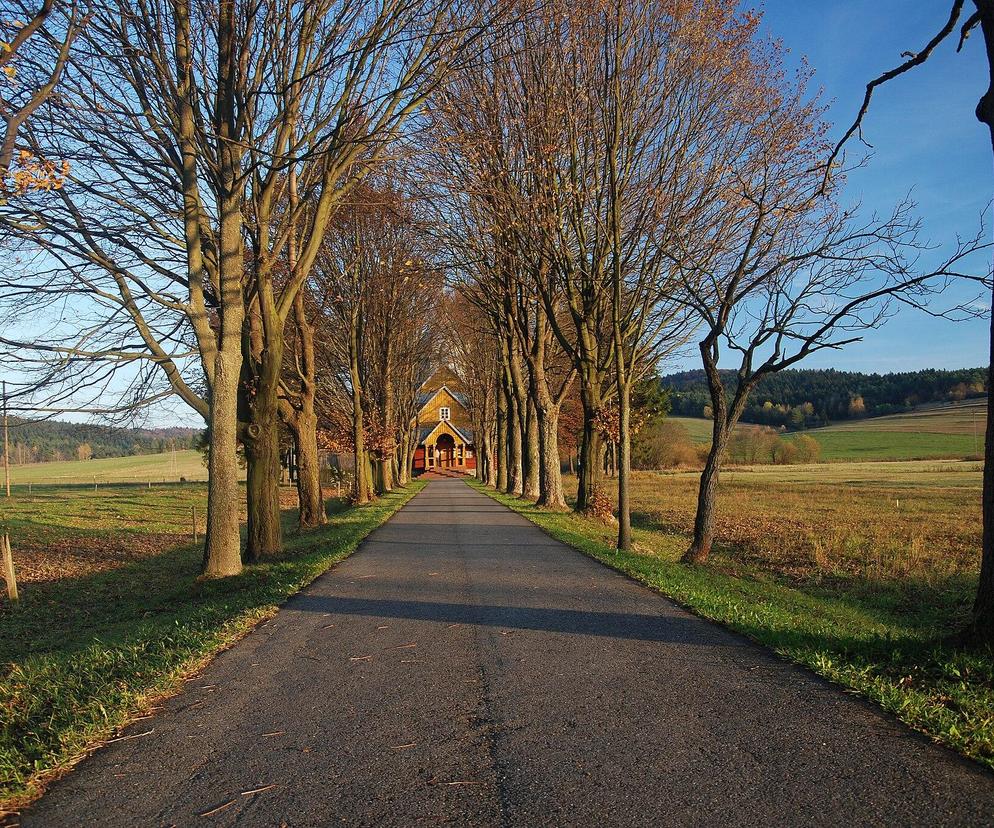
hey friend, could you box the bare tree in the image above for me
[825,0,994,641]
[669,23,988,562]
[0,0,501,572]
[447,292,499,485]
[313,182,441,502]
[234,0,501,559]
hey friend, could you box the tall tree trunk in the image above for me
[684,417,729,564]
[294,407,325,528]
[243,290,284,561]
[682,342,751,564]
[203,347,243,576]
[288,295,325,529]
[536,403,566,509]
[397,430,411,486]
[176,0,242,577]
[576,376,603,512]
[496,384,508,492]
[507,385,524,495]
[616,382,632,551]
[406,431,417,482]
[350,313,373,504]
[376,451,393,492]
[505,336,531,497]
[379,339,395,493]
[486,422,497,486]
[522,396,540,499]
[282,177,324,530]
[528,322,567,509]
[972,0,994,642]
[244,410,282,561]
[204,193,246,573]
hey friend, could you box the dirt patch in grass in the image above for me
[11,532,189,584]
[2,484,297,585]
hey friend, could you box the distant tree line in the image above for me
[3,417,200,464]
[664,367,988,430]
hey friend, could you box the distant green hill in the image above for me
[671,398,986,462]
[3,416,201,465]
[663,366,987,430]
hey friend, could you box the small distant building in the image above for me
[412,367,476,475]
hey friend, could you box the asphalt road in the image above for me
[17,479,994,827]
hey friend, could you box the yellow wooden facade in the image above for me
[413,373,475,474]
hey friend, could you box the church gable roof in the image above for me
[418,365,464,394]
[418,419,474,446]
[416,384,469,416]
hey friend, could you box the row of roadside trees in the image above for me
[0,0,502,577]
[1,0,994,642]
[424,0,993,639]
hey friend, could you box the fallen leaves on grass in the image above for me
[11,533,189,584]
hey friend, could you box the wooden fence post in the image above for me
[2,533,18,602]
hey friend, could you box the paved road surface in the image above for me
[17,480,994,826]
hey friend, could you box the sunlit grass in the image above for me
[0,482,424,811]
[7,450,214,486]
[671,399,986,461]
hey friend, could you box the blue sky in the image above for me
[702,0,993,375]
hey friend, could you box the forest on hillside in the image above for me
[3,417,201,464]
[663,367,988,430]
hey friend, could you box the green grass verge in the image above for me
[0,483,424,810]
[468,479,994,771]
[811,431,979,461]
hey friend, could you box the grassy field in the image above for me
[6,450,212,486]
[806,431,978,461]
[670,416,715,442]
[671,398,987,461]
[820,397,988,434]
[471,463,994,770]
[0,482,424,811]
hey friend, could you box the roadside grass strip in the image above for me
[0,483,424,811]
[469,479,994,772]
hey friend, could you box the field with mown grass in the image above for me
[0,481,424,812]
[670,398,987,461]
[6,450,213,486]
[470,462,994,769]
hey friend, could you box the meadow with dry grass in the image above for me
[624,462,981,592]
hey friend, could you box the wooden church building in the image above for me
[412,367,476,476]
